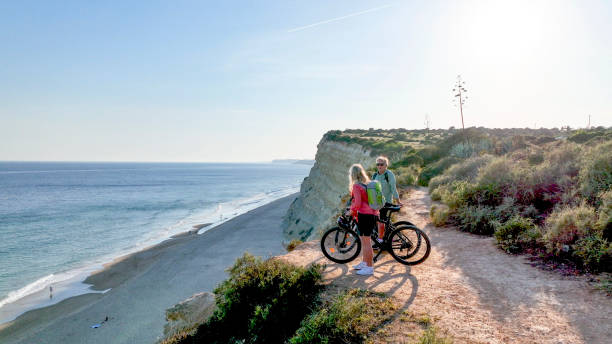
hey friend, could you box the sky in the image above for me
[1,0,610,162]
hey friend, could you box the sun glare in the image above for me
[461,1,559,65]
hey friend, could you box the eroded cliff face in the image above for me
[283,139,375,240]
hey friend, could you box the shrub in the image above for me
[429,155,493,191]
[430,185,444,201]
[579,141,612,205]
[430,204,450,226]
[494,197,521,223]
[440,181,472,211]
[417,146,445,165]
[528,151,544,165]
[286,239,304,252]
[392,153,424,168]
[543,204,598,254]
[418,156,462,186]
[463,182,505,207]
[476,156,523,187]
[494,216,539,253]
[456,205,497,235]
[396,165,420,186]
[289,289,395,344]
[573,235,612,272]
[181,253,323,344]
[597,190,612,241]
[568,129,609,144]
[449,139,493,158]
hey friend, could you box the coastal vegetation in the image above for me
[163,253,450,344]
[162,253,323,344]
[326,126,612,273]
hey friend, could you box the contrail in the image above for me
[287,4,393,33]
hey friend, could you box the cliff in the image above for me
[282,137,375,240]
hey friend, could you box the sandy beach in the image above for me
[0,193,297,344]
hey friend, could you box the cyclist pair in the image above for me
[347,157,402,275]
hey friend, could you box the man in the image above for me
[372,156,402,241]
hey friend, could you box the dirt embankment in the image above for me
[279,188,612,344]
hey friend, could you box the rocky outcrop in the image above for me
[160,292,216,342]
[283,138,375,240]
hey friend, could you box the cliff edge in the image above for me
[282,136,374,240]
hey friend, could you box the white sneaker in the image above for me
[352,261,367,270]
[355,266,374,275]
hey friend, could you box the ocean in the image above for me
[0,161,310,322]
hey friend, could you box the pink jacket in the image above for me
[350,183,379,218]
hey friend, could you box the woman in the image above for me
[348,163,378,276]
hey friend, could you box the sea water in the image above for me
[0,162,310,322]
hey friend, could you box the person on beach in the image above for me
[372,156,402,241]
[348,164,378,276]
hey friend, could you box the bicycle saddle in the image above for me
[382,204,401,212]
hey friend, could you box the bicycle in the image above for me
[320,204,431,266]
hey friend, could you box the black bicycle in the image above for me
[320,204,431,265]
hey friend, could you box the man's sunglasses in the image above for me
[376,163,385,166]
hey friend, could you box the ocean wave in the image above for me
[0,273,58,308]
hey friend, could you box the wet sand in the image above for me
[0,194,297,344]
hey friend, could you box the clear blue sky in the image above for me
[1,0,610,162]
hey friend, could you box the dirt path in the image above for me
[280,187,612,344]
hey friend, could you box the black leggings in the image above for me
[357,213,377,237]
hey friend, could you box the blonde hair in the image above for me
[348,164,370,191]
[376,156,389,166]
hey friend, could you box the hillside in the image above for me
[285,126,612,273]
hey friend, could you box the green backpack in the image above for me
[360,181,386,210]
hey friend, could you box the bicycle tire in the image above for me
[320,226,361,264]
[379,222,420,249]
[393,220,416,228]
[388,225,431,265]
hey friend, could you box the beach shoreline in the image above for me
[0,193,298,344]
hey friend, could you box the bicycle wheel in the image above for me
[388,225,431,265]
[393,220,416,228]
[320,226,361,264]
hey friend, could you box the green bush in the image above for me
[493,197,521,223]
[430,185,444,201]
[528,151,544,165]
[417,146,445,166]
[597,190,612,241]
[579,141,612,205]
[476,156,523,187]
[440,181,472,211]
[428,155,493,191]
[462,182,505,207]
[289,289,395,344]
[396,165,420,186]
[430,204,450,226]
[449,139,493,158]
[180,253,323,344]
[573,235,612,272]
[543,204,598,254]
[392,153,424,168]
[494,216,539,253]
[568,129,609,144]
[417,156,462,186]
[456,205,497,235]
